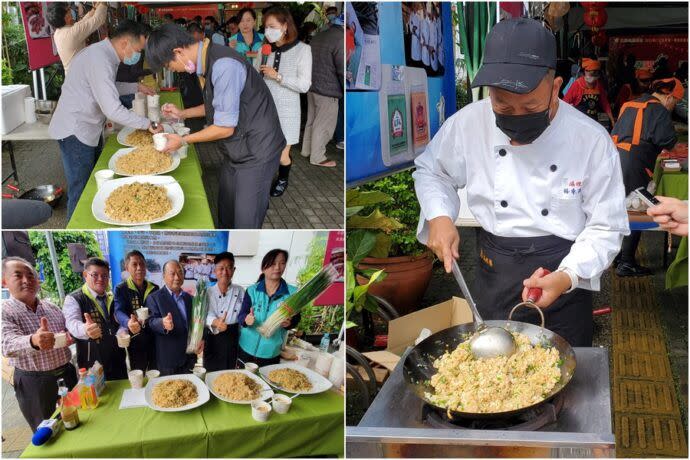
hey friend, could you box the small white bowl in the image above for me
[145,369,160,380]
[94,169,114,189]
[244,362,259,374]
[271,394,292,414]
[251,401,272,422]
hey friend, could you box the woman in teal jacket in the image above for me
[237,249,298,366]
[228,8,264,61]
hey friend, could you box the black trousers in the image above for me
[218,159,279,229]
[13,363,78,432]
[238,348,280,368]
[620,230,643,265]
[474,230,594,347]
[159,354,198,376]
[203,323,240,372]
[128,329,156,372]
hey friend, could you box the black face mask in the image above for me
[494,90,553,144]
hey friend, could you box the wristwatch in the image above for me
[276,73,283,83]
[557,267,579,293]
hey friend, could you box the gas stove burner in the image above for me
[422,394,564,431]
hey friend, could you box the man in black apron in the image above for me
[145,24,285,229]
[413,18,629,347]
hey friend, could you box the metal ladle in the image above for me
[450,259,517,359]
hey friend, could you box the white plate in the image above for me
[144,374,210,412]
[91,175,184,226]
[108,147,180,177]
[117,124,173,147]
[205,369,274,404]
[259,363,333,395]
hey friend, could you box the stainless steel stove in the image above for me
[347,347,616,458]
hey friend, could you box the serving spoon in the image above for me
[450,259,517,359]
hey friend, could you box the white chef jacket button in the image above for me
[499,149,507,157]
[500,200,508,208]
[550,164,557,172]
[541,209,549,216]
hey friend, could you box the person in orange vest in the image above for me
[615,67,653,115]
[611,77,684,276]
[563,58,615,127]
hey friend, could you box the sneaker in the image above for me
[336,141,344,150]
[615,262,652,277]
[270,178,288,197]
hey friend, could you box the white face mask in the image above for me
[585,75,598,84]
[265,27,284,43]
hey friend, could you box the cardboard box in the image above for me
[362,297,473,371]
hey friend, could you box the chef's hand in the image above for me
[161,103,183,120]
[128,314,141,334]
[162,133,184,153]
[196,339,205,355]
[212,313,228,332]
[521,268,571,308]
[426,216,460,273]
[260,65,279,80]
[148,122,164,134]
[137,83,156,96]
[163,312,174,331]
[84,313,102,340]
[646,196,688,237]
[31,317,55,350]
[245,308,255,326]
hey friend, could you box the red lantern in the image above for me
[583,7,608,30]
[591,30,608,48]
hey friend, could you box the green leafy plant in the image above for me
[28,231,103,305]
[359,170,426,257]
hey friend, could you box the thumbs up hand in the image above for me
[128,314,141,334]
[245,307,255,326]
[31,317,55,350]
[84,312,102,340]
[163,312,174,331]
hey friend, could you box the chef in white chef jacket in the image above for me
[420,9,430,68]
[409,4,422,62]
[413,18,629,346]
[429,9,438,73]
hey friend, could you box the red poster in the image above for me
[313,231,344,306]
[609,34,688,72]
[155,4,223,21]
[20,2,60,71]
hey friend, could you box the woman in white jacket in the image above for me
[259,6,312,197]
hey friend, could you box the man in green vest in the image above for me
[64,257,127,380]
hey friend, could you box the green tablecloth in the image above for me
[67,92,215,229]
[654,160,688,290]
[21,379,344,458]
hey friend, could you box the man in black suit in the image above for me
[146,260,204,376]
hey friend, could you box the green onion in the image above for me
[257,264,339,338]
[186,276,209,354]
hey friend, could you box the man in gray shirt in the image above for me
[49,20,162,218]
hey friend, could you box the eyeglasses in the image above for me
[88,272,109,280]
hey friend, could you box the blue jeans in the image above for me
[57,135,102,219]
[119,94,134,109]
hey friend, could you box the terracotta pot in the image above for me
[357,251,434,316]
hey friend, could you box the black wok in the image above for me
[18,185,63,208]
[403,305,576,421]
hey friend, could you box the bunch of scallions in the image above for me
[257,264,339,338]
[186,276,209,354]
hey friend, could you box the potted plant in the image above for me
[348,171,434,316]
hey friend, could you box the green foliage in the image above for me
[360,170,426,257]
[295,232,343,335]
[28,231,103,305]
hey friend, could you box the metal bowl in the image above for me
[18,184,63,208]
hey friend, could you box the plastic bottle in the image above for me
[77,368,95,410]
[319,333,330,353]
[85,374,99,409]
[91,361,105,395]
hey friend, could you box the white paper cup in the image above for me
[128,369,144,388]
[145,369,160,380]
[251,401,272,422]
[271,394,292,414]
[135,92,146,100]
[192,367,206,381]
[146,94,160,107]
[148,107,161,123]
[176,144,188,159]
[244,362,258,374]
[153,133,168,151]
[95,169,114,189]
[24,97,37,124]
[117,333,131,348]
[133,98,146,117]
[53,332,67,349]
[136,307,149,322]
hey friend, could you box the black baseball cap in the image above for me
[471,17,556,94]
